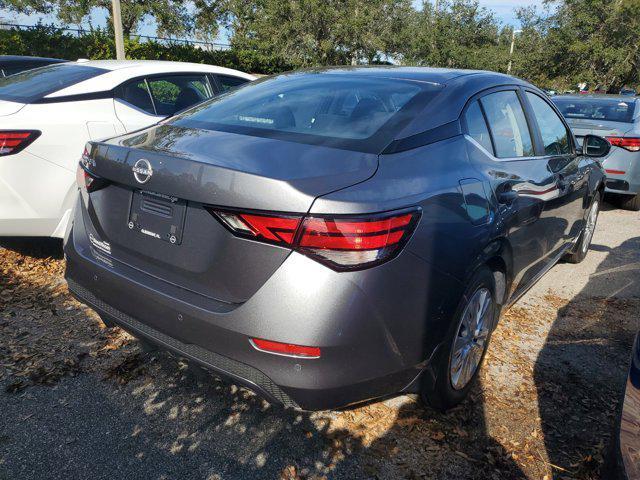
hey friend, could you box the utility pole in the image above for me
[112,0,125,60]
[506,29,522,75]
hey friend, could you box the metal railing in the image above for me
[0,22,232,51]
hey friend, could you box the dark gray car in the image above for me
[65,68,608,411]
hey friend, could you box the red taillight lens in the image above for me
[76,147,107,193]
[214,211,303,246]
[0,130,40,156]
[606,136,640,152]
[210,208,421,271]
[250,338,321,358]
[296,212,419,270]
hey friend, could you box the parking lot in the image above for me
[0,201,637,479]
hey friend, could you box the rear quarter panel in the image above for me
[7,99,118,171]
[309,135,496,363]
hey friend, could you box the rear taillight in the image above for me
[210,208,421,271]
[76,147,107,192]
[606,136,640,152]
[0,130,40,156]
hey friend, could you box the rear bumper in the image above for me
[67,278,300,408]
[605,174,640,195]
[64,205,462,410]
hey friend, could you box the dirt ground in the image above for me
[0,202,638,480]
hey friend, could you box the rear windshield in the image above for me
[171,72,442,152]
[0,64,107,103]
[553,97,637,123]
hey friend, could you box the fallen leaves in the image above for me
[1,237,638,480]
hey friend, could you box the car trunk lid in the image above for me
[81,125,378,304]
[566,119,636,172]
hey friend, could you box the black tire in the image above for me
[619,193,640,212]
[420,266,498,411]
[564,193,601,264]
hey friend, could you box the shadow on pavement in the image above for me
[534,236,640,478]
[0,237,63,259]
[0,237,529,479]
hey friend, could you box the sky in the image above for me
[0,0,542,42]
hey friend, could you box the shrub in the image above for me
[0,24,291,75]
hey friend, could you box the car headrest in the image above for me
[175,87,204,112]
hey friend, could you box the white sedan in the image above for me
[0,60,254,238]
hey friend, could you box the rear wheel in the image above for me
[421,267,498,411]
[619,193,640,212]
[564,194,600,264]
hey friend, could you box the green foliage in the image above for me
[223,0,415,66]
[1,0,639,91]
[1,0,217,38]
[0,24,291,74]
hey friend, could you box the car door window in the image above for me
[526,92,571,155]
[147,74,213,116]
[216,74,249,93]
[480,91,534,158]
[118,79,155,115]
[464,100,494,154]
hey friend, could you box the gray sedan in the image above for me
[553,94,640,210]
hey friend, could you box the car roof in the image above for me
[0,55,67,65]
[291,66,517,85]
[73,59,242,72]
[45,60,255,98]
[553,93,639,101]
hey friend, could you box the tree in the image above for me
[512,0,640,91]
[222,0,414,67]
[0,0,219,38]
[399,0,506,70]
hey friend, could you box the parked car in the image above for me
[65,67,608,411]
[607,330,640,480]
[619,87,637,96]
[0,60,254,238]
[553,94,640,210]
[0,55,66,77]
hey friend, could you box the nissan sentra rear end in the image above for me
[64,70,462,410]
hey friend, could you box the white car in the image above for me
[0,60,254,238]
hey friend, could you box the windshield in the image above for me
[553,97,637,123]
[171,72,442,152]
[0,63,108,103]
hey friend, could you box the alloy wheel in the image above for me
[581,199,599,254]
[450,287,493,390]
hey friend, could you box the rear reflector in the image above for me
[606,137,640,152]
[250,338,321,358]
[0,130,40,156]
[210,208,421,271]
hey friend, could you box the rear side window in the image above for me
[526,92,571,155]
[553,97,636,123]
[464,101,493,153]
[147,74,213,116]
[480,91,534,158]
[216,74,249,92]
[3,65,32,76]
[118,79,155,114]
[0,64,107,103]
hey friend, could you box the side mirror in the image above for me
[577,134,611,158]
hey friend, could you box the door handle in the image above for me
[557,175,573,190]
[498,190,518,205]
